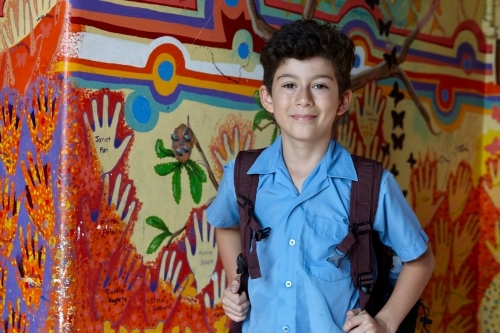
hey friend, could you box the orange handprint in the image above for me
[447,162,472,222]
[21,150,55,243]
[81,173,136,263]
[94,246,143,327]
[410,156,444,229]
[448,267,475,314]
[429,279,448,329]
[26,78,60,153]
[433,217,452,277]
[0,177,21,256]
[14,224,46,310]
[452,214,479,273]
[5,298,29,332]
[0,89,23,175]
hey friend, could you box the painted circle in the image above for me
[354,54,361,68]
[463,58,471,71]
[225,0,238,7]
[441,89,449,103]
[238,42,249,59]
[132,96,152,124]
[158,61,174,81]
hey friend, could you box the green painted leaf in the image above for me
[186,160,207,183]
[154,162,180,176]
[146,216,171,233]
[146,231,169,254]
[172,167,182,204]
[252,110,274,131]
[271,125,279,144]
[185,163,203,204]
[155,139,175,158]
[253,90,263,109]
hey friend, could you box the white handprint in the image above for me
[204,270,227,309]
[185,209,218,293]
[83,94,132,175]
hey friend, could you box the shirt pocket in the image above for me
[303,216,351,282]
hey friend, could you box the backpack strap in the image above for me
[234,148,269,280]
[328,155,383,310]
[230,148,267,333]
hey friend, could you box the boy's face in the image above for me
[260,56,352,146]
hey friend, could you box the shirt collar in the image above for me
[248,136,358,181]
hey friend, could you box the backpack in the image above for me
[229,148,428,333]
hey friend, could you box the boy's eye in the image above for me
[283,83,296,89]
[314,84,328,89]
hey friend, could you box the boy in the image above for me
[207,19,434,333]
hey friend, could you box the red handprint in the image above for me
[21,150,55,243]
[26,77,60,153]
[0,177,21,256]
[0,89,23,175]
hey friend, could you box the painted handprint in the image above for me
[94,246,143,327]
[486,220,500,264]
[81,173,136,263]
[5,298,29,332]
[447,162,472,222]
[209,114,254,180]
[452,214,479,272]
[0,264,7,316]
[445,314,474,333]
[83,93,132,175]
[14,224,46,310]
[26,77,60,153]
[335,113,364,155]
[21,150,55,242]
[366,134,390,169]
[483,159,500,208]
[204,270,230,332]
[409,156,444,229]
[145,249,184,324]
[185,208,218,293]
[429,279,447,329]
[1,0,31,48]
[0,89,23,175]
[448,267,475,314]
[354,80,386,148]
[0,177,21,256]
[433,217,452,277]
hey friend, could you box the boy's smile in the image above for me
[259,56,352,146]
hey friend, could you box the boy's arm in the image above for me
[215,226,241,282]
[343,246,435,332]
[215,226,250,322]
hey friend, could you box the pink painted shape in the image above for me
[493,105,500,123]
[0,0,5,17]
[485,137,500,156]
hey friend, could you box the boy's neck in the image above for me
[281,136,331,193]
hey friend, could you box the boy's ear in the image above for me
[259,85,274,113]
[336,89,353,116]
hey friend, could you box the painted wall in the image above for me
[0,0,498,331]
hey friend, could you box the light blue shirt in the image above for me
[207,136,429,333]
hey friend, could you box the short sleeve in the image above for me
[206,159,240,228]
[373,171,429,262]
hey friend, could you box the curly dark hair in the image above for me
[260,19,355,95]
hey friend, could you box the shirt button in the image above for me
[283,326,290,332]
[285,281,292,288]
[289,239,296,246]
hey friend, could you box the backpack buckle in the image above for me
[358,272,374,294]
[254,227,271,241]
[236,253,246,274]
[327,246,346,268]
[352,222,371,235]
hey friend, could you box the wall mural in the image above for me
[0,0,498,332]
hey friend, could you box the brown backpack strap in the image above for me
[230,149,267,333]
[328,155,383,310]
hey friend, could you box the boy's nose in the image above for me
[296,88,313,107]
